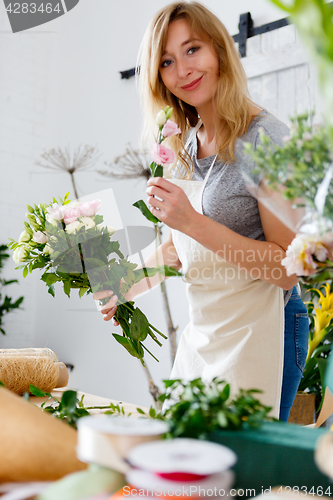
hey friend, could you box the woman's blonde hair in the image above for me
[138,1,255,177]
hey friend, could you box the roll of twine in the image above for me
[0,348,60,395]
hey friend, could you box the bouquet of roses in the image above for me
[8,193,180,365]
[133,106,181,223]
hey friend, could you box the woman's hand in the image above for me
[146,177,198,232]
[93,290,119,323]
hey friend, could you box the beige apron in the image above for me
[169,125,284,418]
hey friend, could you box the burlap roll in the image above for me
[0,387,87,482]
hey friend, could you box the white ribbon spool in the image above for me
[76,416,169,474]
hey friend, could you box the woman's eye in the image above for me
[188,46,199,55]
[161,59,172,68]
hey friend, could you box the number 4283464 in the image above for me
[276,486,332,496]
[6,3,62,14]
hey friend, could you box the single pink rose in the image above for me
[162,120,181,138]
[79,199,102,217]
[63,206,81,225]
[48,204,66,221]
[151,143,176,165]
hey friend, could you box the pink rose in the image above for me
[48,204,66,221]
[151,143,176,165]
[63,206,81,225]
[79,199,102,217]
[162,120,181,138]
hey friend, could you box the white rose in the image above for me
[46,215,59,227]
[43,243,54,255]
[107,225,115,236]
[65,220,83,234]
[80,216,95,230]
[13,245,28,264]
[19,230,31,243]
[156,109,167,127]
[32,231,49,244]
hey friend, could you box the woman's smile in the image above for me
[181,75,204,91]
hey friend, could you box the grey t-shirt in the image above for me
[178,110,293,304]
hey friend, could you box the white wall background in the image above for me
[0,0,317,407]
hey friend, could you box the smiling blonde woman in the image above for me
[95,1,308,421]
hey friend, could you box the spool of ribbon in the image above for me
[76,415,169,474]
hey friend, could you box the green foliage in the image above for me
[28,378,272,438]
[244,113,333,218]
[28,385,130,428]
[0,244,24,335]
[140,378,274,439]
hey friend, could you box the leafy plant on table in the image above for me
[28,385,131,428]
[139,378,274,439]
[0,244,24,335]
[298,282,333,411]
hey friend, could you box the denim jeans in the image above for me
[279,286,309,421]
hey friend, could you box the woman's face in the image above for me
[159,18,219,113]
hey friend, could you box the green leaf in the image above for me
[130,308,149,341]
[133,200,160,224]
[47,284,55,297]
[59,390,78,414]
[63,280,71,298]
[41,273,61,286]
[29,385,50,397]
[112,334,142,359]
[22,267,28,278]
[153,165,163,177]
[149,407,156,418]
[79,287,89,298]
[136,408,146,415]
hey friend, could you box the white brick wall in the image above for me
[0,15,54,347]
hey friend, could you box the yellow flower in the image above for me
[317,283,333,313]
[307,283,333,361]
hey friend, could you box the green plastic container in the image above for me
[209,422,332,497]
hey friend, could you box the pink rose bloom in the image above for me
[79,199,102,217]
[151,143,176,165]
[33,231,48,244]
[162,120,181,138]
[63,206,82,225]
[314,242,329,262]
[48,204,66,221]
[282,235,318,277]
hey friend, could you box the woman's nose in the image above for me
[177,59,191,78]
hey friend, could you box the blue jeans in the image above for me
[279,286,309,421]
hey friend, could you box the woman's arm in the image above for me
[147,177,298,290]
[93,230,181,321]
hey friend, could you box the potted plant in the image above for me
[288,282,333,424]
